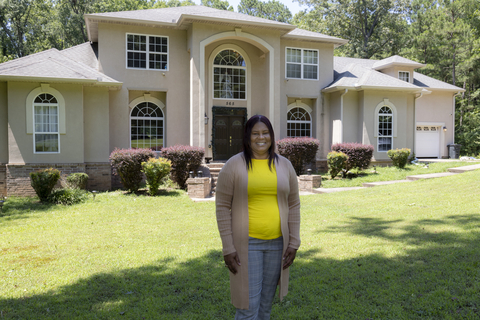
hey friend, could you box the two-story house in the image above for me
[0,6,464,196]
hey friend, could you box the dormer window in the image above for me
[399,71,410,82]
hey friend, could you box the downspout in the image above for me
[340,89,348,143]
[414,92,423,155]
[453,91,462,143]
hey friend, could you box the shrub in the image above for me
[327,151,349,179]
[141,158,172,196]
[331,143,374,173]
[30,168,61,202]
[387,148,411,168]
[110,148,155,193]
[161,145,205,189]
[65,173,89,190]
[49,188,89,205]
[276,137,320,176]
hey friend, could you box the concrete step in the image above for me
[448,164,480,173]
[406,172,459,181]
[314,187,364,193]
[363,180,413,187]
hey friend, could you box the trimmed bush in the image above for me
[65,173,89,190]
[30,168,61,202]
[331,143,374,172]
[161,145,205,189]
[327,151,349,179]
[387,148,411,168]
[141,158,172,196]
[276,137,320,176]
[110,148,155,193]
[49,188,89,205]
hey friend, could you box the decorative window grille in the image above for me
[378,106,393,152]
[34,93,59,153]
[287,107,312,137]
[213,49,246,100]
[130,102,164,151]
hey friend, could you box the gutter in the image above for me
[413,92,424,155]
[453,91,462,143]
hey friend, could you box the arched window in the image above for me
[287,107,312,137]
[213,49,246,100]
[378,106,393,151]
[130,102,164,151]
[34,93,59,153]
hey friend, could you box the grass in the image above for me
[320,161,477,188]
[1,170,480,319]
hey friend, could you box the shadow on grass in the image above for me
[0,197,59,221]
[2,216,479,319]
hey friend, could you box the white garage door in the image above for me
[416,126,440,158]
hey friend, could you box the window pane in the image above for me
[287,63,301,78]
[286,48,301,63]
[303,65,317,79]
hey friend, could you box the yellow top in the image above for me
[248,159,282,239]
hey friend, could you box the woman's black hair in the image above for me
[242,115,278,171]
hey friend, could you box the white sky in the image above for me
[194,0,309,15]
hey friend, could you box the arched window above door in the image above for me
[130,102,164,151]
[213,49,246,100]
[287,107,312,137]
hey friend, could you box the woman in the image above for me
[216,115,301,319]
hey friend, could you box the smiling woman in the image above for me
[215,115,301,319]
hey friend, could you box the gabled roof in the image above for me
[372,55,426,70]
[85,5,347,46]
[323,56,464,93]
[0,44,121,86]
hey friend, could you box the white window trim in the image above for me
[129,94,166,151]
[287,101,313,137]
[285,47,319,81]
[398,71,410,83]
[26,85,65,154]
[374,99,397,152]
[212,47,248,101]
[33,102,60,154]
[126,33,169,71]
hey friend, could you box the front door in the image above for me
[212,107,247,160]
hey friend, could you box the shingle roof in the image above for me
[372,55,425,70]
[0,45,121,86]
[323,56,463,93]
[85,5,347,46]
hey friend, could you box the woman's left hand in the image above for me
[282,247,297,270]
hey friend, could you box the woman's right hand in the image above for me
[224,252,241,274]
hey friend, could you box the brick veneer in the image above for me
[0,164,6,197]
[5,163,111,196]
[186,177,211,199]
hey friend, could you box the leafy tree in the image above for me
[238,0,292,23]
[293,0,408,59]
[201,0,233,11]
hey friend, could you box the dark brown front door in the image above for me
[213,107,247,160]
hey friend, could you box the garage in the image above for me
[416,125,440,158]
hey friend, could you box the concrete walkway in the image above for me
[190,163,480,201]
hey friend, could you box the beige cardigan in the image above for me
[215,153,301,309]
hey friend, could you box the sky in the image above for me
[193,0,309,15]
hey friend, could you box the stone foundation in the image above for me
[298,175,322,192]
[186,177,211,199]
[5,163,111,196]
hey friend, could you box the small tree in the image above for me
[327,151,349,179]
[65,173,89,190]
[276,137,320,176]
[331,143,374,173]
[387,148,411,169]
[141,158,172,196]
[110,148,155,193]
[30,168,61,202]
[161,145,205,189]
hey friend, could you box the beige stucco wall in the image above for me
[84,86,110,162]
[343,90,359,143]
[380,66,415,84]
[328,91,342,148]
[0,82,7,163]
[7,82,84,164]
[98,22,191,152]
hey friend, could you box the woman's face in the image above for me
[250,121,271,159]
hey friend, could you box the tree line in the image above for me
[1,0,478,155]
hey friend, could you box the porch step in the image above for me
[206,162,225,193]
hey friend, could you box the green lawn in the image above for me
[1,170,480,319]
[320,161,478,188]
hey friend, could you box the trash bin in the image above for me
[447,144,461,159]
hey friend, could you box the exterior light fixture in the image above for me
[307,169,312,175]
[197,170,203,178]
[373,165,377,173]
[92,190,97,200]
[189,171,194,178]
[443,126,447,132]
[204,113,209,125]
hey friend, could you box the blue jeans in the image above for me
[235,236,283,320]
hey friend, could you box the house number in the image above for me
[226,102,234,106]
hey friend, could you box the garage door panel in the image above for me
[416,126,440,158]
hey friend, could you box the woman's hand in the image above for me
[224,252,241,274]
[283,247,297,270]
